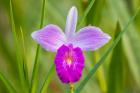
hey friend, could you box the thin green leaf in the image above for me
[40,0,46,28]
[87,0,105,25]
[30,45,40,93]
[0,72,17,93]
[40,65,55,93]
[9,0,25,90]
[109,0,140,88]
[20,27,30,90]
[108,22,124,93]
[30,0,46,92]
[75,6,140,93]
[77,0,96,29]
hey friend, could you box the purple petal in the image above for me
[31,24,66,52]
[55,44,84,83]
[65,6,78,39]
[71,26,111,51]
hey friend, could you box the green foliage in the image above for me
[40,65,55,93]
[77,0,95,29]
[0,72,17,93]
[108,22,124,93]
[30,0,46,92]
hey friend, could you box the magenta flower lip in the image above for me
[55,44,84,83]
[31,6,111,83]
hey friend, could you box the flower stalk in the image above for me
[70,83,74,93]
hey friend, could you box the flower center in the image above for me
[65,51,73,65]
[66,58,72,65]
[64,44,74,65]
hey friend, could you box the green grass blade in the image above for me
[20,27,30,90]
[87,0,105,25]
[108,22,124,93]
[40,0,46,28]
[30,45,40,93]
[40,65,55,93]
[30,34,44,92]
[0,72,17,93]
[109,0,140,88]
[93,52,107,93]
[75,6,140,93]
[77,0,96,29]
[9,0,25,90]
[30,0,46,92]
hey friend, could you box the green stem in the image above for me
[70,83,74,93]
[30,0,46,92]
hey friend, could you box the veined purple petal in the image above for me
[65,6,78,39]
[31,24,66,52]
[70,26,111,51]
[55,44,84,83]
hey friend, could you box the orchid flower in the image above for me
[31,6,111,84]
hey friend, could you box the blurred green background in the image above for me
[0,0,140,93]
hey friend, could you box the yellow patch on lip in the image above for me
[66,58,72,65]
[65,50,73,65]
